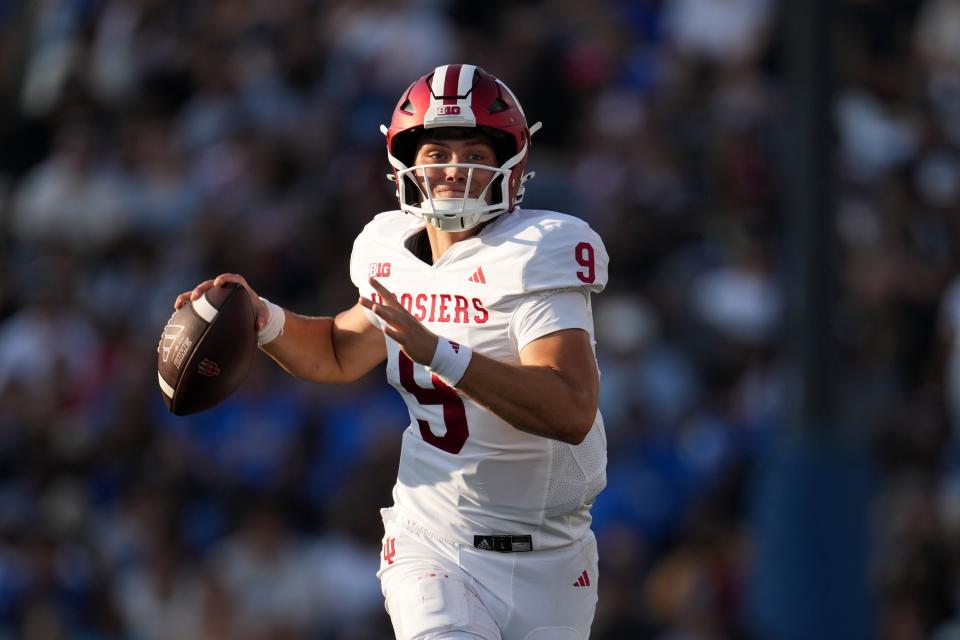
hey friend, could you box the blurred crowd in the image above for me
[0,0,959,638]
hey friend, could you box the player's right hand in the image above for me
[174,273,270,333]
[361,276,439,366]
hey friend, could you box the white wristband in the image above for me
[428,338,473,387]
[258,297,286,346]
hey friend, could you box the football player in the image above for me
[175,64,609,639]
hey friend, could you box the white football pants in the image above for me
[377,508,599,640]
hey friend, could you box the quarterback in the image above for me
[175,64,609,639]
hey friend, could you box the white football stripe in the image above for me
[431,65,448,98]
[157,371,175,398]
[423,64,477,129]
[192,293,219,322]
[457,64,476,100]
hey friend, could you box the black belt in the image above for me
[473,535,533,553]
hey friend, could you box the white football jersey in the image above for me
[350,208,609,550]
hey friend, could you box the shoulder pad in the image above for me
[349,211,409,290]
[516,212,608,294]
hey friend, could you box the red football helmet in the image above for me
[380,64,541,231]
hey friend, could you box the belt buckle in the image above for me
[473,535,533,553]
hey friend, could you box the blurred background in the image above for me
[0,0,957,638]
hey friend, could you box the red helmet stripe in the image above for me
[442,64,462,105]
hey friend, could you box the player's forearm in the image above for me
[456,353,598,445]
[259,312,346,383]
[260,303,386,384]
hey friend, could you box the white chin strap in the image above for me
[421,197,490,214]
[419,198,491,231]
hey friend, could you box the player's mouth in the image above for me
[433,188,467,198]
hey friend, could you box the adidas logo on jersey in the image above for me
[468,266,486,284]
[572,570,591,587]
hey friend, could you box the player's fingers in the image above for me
[214,273,260,300]
[368,302,412,338]
[174,291,194,309]
[368,281,419,326]
[189,279,216,300]
[369,301,400,326]
[360,295,392,319]
[368,277,400,305]
[254,301,269,332]
[358,296,379,315]
[213,273,247,288]
[382,325,403,343]
[213,273,264,319]
[361,296,417,345]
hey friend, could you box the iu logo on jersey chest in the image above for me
[369,262,391,277]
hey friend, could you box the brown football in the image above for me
[157,283,256,415]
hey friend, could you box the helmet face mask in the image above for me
[394,161,513,232]
[382,64,540,231]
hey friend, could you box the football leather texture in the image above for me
[157,283,256,415]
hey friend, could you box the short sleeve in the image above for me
[348,221,382,328]
[519,215,609,295]
[510,290,592,353]
[349,229,371,292]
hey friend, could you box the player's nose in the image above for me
[443,163,467,181]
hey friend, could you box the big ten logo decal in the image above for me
[173,336,193,369]
[383,537,396,565]
[436,106,461,115]
[369,262,391,277]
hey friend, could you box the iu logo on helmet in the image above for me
[197,358,221,377]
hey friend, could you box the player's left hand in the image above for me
[360,277,438,365]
